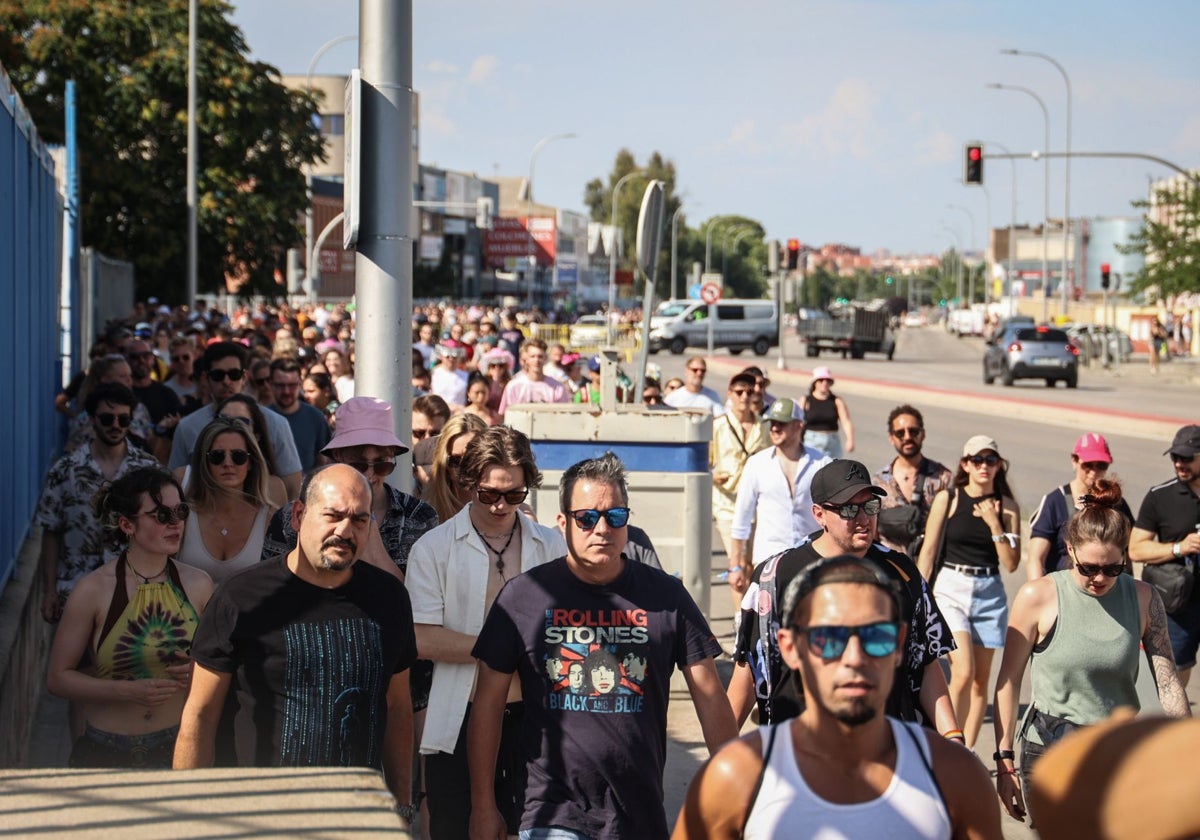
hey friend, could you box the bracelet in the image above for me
[942,729,964,741]
[1173,542,1182,558]
[996,768,1019,777]
[993,749,1015,762]
[990,533,1019,548]
[727,566,745,574]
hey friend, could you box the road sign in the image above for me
[700,282,721,304]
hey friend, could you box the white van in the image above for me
[647,298,779,356]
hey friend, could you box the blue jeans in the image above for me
[520,829,592,840]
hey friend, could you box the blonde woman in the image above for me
[424,413,488,522]
[177,418,277,584]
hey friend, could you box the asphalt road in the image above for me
[657,324,1198,838]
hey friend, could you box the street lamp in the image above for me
[525,132,577,311]
[723,227,757,280]
[186,0,197,307]
[946,204,975,302]
[704,218,740,274]
[982,140,1019,313]
[1003,49,1071,313]
[940,224,963,302]
[305,34,358,301]
[607,169,644,344]
[669,203,697,302]
[988,82,1051,324]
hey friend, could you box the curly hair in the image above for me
[94,466,184,549]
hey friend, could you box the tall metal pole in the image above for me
[670,206,685,301]
[941,225,962,302]
[705,221,717,274]
[526,132,576,312]
[356,0,412,488]
[305,35,358,302]
[989,83,1050,324]
[186,0,198,307]
[984,140,1019,314]
[1003,50,1071,314]
[946,205,975,302]
[723,227,755,282]
[606,169,642,345]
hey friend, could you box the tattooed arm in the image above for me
[1138,581,1192,719]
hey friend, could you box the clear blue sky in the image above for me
[230,0,1199,256]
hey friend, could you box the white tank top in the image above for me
[744,718,951,840]
[177,505,269,584]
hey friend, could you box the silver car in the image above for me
[983,325,1080,388]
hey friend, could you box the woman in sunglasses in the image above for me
[918,435,1021,749]
[424,413,488,522]
[47,466,213,768]
[177,418,277,584]
[212,394,287,509]
[991,479,1189,824]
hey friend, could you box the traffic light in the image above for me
[786,239,800,270]
[1100,262,1111,290]
[964,142,983,185]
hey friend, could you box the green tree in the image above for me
[0,0,325,301]
[1120,179,1200,299]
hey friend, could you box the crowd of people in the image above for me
[30,296,1199,839]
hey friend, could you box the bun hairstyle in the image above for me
[1067,478,1130,549]
[93,466,183,548]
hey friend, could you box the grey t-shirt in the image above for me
[169,402,302,475]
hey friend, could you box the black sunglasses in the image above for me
[96,412,132,428]
[343,459,396,477]
[568,507,631,530]
[1079,461,1109,472]
[821,499,882,520]
[207,368,245,383]
[207,448,250,466]
[891,427,923,439]
[476,486,529,505]
[791,621,899,660]
[137,503,191,526]
[966,454,1000,467]
[1074,562,1125,578]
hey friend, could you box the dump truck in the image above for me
[796,307,895,360]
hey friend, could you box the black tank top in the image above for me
[941,487,1000,570]
[804,393,839,432]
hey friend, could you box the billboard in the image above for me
[484,216,557,269]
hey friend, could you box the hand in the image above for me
[468,805,507,840]
[159,412,181,432]
[42,589,62,623]
[165,649,193,689]
[132,678,181,708]
[995,769,1027,822]
[728,564,752,595]
[972,497,1003,529]
[1179,532,1200,555]
[713,471,730,487]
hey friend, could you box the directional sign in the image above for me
[700,282,722,305]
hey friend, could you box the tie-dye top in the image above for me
[94,558,199,681]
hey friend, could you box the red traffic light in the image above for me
[964,142,983,185]
[968,147,982,162]
[786,239,800,270]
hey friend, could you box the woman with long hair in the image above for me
[323,346,355,402]
[801,366,854,458]
[918,435,1021,748]
[176,418,276,584]
[47,466,213,768]
[212,394,287,509]
[302,371,339,429]
[461,372,501,426]
[992,479,1189,824]
[424,413,488,522]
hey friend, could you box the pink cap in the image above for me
[812,366,834,383]
[1072,432,1112,464]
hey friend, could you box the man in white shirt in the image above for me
[728,397,830,581]
[405,426,566,839]
[664,357,724,414]
[430,345,469,408]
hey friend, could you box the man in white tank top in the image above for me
[672,556,1001,840]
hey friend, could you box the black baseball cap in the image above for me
[810,459,887,505]
[1166,425,1200,459]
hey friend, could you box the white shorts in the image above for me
[932,565,1008,649]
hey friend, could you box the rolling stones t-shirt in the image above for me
[472,558,721,840]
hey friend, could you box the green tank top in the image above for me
[1026,570,1140,744]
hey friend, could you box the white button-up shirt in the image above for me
[406,504,567,754]
[730,446,831,566]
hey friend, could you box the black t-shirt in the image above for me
[191,555,417,770]
[734,541,954,726]
[1135,477,1200,544]
[132,381,182,426]
[472,558,722,840]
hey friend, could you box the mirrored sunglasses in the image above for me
[821,498,882,520]
[568,507,631,530]
[792,621,899,660]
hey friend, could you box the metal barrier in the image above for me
[528,322,641,361]
[0,63,63,593]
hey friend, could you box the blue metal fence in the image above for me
[1,64,63,593]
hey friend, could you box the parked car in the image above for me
[568,314,610,347]
[1065,323,1134,364]
[983,324,1079,388]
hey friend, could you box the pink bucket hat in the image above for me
[323,397,409,454]
[812,366,834,383]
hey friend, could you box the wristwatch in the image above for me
[993,749,1015,762]
[395,802,416,822]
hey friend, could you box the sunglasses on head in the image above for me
[568,507,631,530]
[207,368,245,383]
[966,454,1000,467]
[207,448,250,466]
[343,458,396,477]
[97,412,132,428]
[138,503,191,526]
[792,621,900,660]
[477,486,529,506]
[892,427,923,439]
[821,498,882,520]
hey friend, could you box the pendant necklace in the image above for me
[126,552,168,585]
[471,516,520,579]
